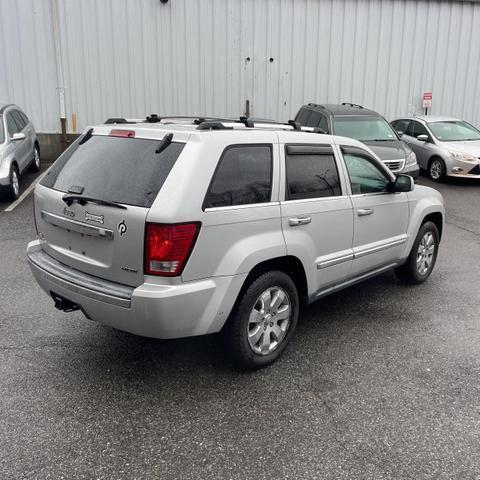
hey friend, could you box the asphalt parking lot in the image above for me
[1,173,479,480]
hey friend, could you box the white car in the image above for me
[27,117,445,369]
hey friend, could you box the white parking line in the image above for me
[4,170,48,212]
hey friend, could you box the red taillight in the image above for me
[144,223,200,277]
[110,129,135,138]
[33,192,38,234]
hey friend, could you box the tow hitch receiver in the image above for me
[51,293,80,312]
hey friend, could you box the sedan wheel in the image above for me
[429,158,445,182]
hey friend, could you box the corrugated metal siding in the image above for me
[1,0,480,133]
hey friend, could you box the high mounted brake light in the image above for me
[109,129,135,138]
[144,222,200,277]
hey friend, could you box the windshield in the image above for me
[40,135,184,208]
[427,121,480,142]
[333,116,398,142]
[0,115,4,143]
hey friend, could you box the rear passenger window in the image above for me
[204,145,272,208]
[285,145,342,200]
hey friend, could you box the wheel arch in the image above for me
[236,255,309,308]
[422,212,443,240]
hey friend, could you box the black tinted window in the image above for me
[11,110,26,130]
[286,147,341,200]
[306,110,322,127]
[204,145,272,208]
[6,113,19,136]
[392,119,410,134]
[41,135,184,208]
[295,108,312,125]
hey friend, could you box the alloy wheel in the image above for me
[416,231,435,275]
[34,148,40,169]
[12,169,19,197]
[247,286,291,355]
[430,160,442,180]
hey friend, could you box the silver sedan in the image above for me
[0,104,40,200]
[391,115,480,182]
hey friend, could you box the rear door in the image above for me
[35,132,185,287]
[341,147,409,276]
[280,141,354,296]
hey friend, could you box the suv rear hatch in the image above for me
[35,130,185,287]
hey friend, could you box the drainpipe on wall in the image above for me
[51,0,67,151]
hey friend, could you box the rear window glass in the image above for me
[41,135,184,208]
[204,145,272,208]
[0,116,4,143]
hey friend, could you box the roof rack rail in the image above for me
[341,102,363,109]
[307,103,325,109]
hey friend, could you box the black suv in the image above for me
[294,103,419,178]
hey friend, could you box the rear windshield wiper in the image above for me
[62,194,127,209]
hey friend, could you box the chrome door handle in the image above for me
[289,216,312,226]
[357,208,374,216]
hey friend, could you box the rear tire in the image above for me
[428,157,446,182]
[223,270,299,369]
[395,221,439,285]
[30,145,41,172]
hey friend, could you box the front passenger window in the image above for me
[344,153,390,194]
[6,113,19,137]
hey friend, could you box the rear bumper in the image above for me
[27,240,246,339]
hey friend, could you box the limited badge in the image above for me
[118,220,127,237]
[85,211,104,224]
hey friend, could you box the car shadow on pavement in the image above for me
[48,270,413,383]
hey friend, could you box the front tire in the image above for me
[428,157,446,182]
[223,270,299,369]
[395,221,439,285]
[2,164,20,201]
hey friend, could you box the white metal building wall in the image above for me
[1,0,480,133]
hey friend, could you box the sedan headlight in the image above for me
[448,150,476,163]
[405,151,417,167]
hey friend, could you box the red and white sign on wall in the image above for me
[423,92,433,110]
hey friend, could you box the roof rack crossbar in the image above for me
[196,121,234,131]
[341,102,363,109]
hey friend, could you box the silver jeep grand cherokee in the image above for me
[27,117,445,369]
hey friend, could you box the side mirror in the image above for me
[417,134,429,142]
[389,174,414,193]
[396,130,404,138]
[12,132,26,141]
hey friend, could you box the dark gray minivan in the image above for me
[294,103,419,178]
